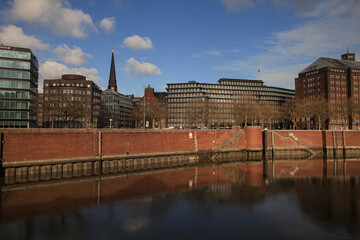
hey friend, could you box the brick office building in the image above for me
[166,78,295,129]
[138,86,167,129]
[42,74,101,128]
[295,52,360,130]
[0,45,39,128]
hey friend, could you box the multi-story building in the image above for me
[36,93,43,127]
[100,50,133,128]
[42,74,101,128]
[138,86,167,129]
[295,52,360,130]
[166,78,295,129]
[0,45,38,128]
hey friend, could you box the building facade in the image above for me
[138,86,167,129]
[100,50,133,128]
[0,45,38,128]
[295,52,360,130]
[36,93,43,127]
[166,78,295,129]
[42,74,101,128]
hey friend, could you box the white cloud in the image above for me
[6,0,95,38]
[38,61,102,92]
[0,24,49,50]
[99,17,116,34]
[193,49,240,58]
[53,44,92,67]
[220,0,360,89]
[123,35,153,50]
[220,0,255,11]
[124,57,162,76]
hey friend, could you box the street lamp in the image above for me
[143,86,146,129]
[110,118,112,129]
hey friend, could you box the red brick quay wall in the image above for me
[0,127,249,166]
[1,127,360,184]
[269,130,360,159]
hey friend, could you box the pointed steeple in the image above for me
[108,48,118,92]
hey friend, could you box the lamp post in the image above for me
[143,86,146,129]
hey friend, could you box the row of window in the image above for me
[0,69,30,80]
[0,79,29,89]
[0,100,28,109]
[45,89,89,95]
[45,82,99,89]
[0,90,29,99]
[0,121,28,128]
[330,69,345,73]
[305,71,319,76]
[0,111,28,119]
[0,59,30,70]
[0,49,31,60]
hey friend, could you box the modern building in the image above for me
[137,86,167,129]
[0,45,39,128]
[100,50,133,128]
[166,78,295,129]
[42,74,101,128]
[295,52,360,130]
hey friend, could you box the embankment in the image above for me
[1,127,360,184]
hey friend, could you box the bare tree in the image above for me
[44,100,84,128]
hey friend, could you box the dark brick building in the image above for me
[295,52,360,130]
[42,74,101,128]
[138,86,167,129]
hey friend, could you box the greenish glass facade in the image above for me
[0,46,38,128]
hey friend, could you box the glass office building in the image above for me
[0,45,38,128]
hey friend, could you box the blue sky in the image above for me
[1,0,360,96]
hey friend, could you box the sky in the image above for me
[0,0,360,96]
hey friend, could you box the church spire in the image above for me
[108,48,117,92]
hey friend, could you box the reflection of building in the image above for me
[138,86,167,129]
[0,45,38,128]
[42,74,101,128]
[166,78,294,129]
[295,52,360,130]
[100,50,133,128]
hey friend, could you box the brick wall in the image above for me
[1,128,360,165]
[0,128,248,164]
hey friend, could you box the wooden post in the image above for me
[342,131,346,178]
[332,131,337,177]
[263,130,268,180]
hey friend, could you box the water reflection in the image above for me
[1,160,360,239]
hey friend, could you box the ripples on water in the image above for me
[0,160,360,240]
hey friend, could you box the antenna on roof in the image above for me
[347,45,349,54]
[222,68,224,78]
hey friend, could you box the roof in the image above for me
[218,78,263,83]
[300,57,360,74]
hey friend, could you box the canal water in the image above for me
[1,160,360,240]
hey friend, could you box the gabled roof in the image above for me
[300,57,360,74]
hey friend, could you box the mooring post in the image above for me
[342,131,346,178]
[271,131,275,179]
[332,131,337,177]
[263,129,268,181]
